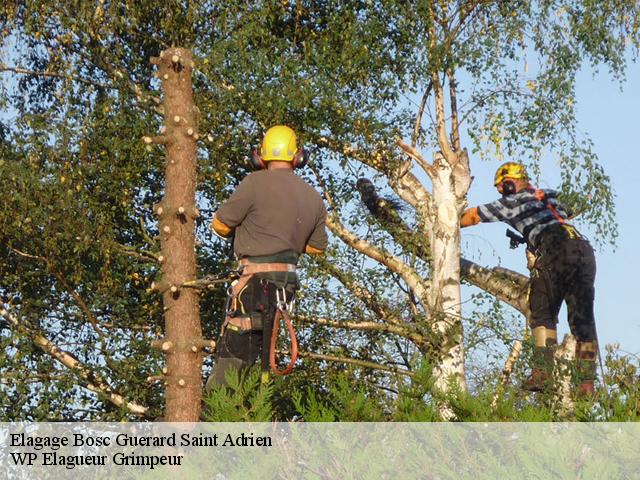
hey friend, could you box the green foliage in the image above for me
[203,367,274,422]
[202,349,640,422]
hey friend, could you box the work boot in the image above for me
[522,367,552,392]
[523,327,558,393]
[577,381,595,398]
[522,346,556,392]
[575,341,598,399]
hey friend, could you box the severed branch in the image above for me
[318,260,404,325]
[356,178,432,262]
[0,305,148,417]
[312,135,432,221]
[326,214,429,302]
[310,165,429,303]
[297,350,415,378]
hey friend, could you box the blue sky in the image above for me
[462,58,640,355]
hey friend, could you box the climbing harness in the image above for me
[533,189,582,240]
[222,258,300,376]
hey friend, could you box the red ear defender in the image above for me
[501,180,516,196]
[292,148,309,169]
[250,149,266,170]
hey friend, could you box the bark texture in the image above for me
[427,150,471,399]
[149,48,203,421]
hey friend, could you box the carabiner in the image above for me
[276,287,288,311]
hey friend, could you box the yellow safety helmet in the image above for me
[494,162,528,186]
[261,125,298,161]
[251,125,308,170]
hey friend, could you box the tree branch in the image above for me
[396,139,437,178]
[325,214,429,302]
[412,81,433,147]
[447,69,461,151]
[460,259,530,316]
[0,64,108,88]
[299,315,428,349]
[318,260,404,325]
[297,350,415,378]
[0,304,148,417]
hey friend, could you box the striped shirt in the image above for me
[477,188,572,247]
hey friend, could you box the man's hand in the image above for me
[305,245,324,255]
[460,207,480,228]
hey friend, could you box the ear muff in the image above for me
[249,149,266,170]
[292,148,309,169]
[501,180,516,196]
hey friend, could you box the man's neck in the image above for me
[266,161,294,171]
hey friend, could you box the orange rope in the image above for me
[269,308,298,375]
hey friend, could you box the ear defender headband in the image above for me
[249,147,309,170]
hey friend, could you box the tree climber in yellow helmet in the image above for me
[460,162,598,397]
[205,125,328,390]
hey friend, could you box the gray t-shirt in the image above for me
[216,169,328,258]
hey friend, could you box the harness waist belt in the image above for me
[239,258,297,275]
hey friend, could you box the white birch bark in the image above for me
[428,152,468,401]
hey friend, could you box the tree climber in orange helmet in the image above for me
[205,125,328,390]
[460,162,598,397]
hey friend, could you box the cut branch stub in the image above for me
[155,203,199,220]
[151,338,216,353]
[151,339,174,352]
[154,202,165,217]
[143,135,167,146]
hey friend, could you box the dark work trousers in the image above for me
[208,275,296,389]
[529,226,597,342]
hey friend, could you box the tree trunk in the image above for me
[428,152,468,403]
[148,48,202,421]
